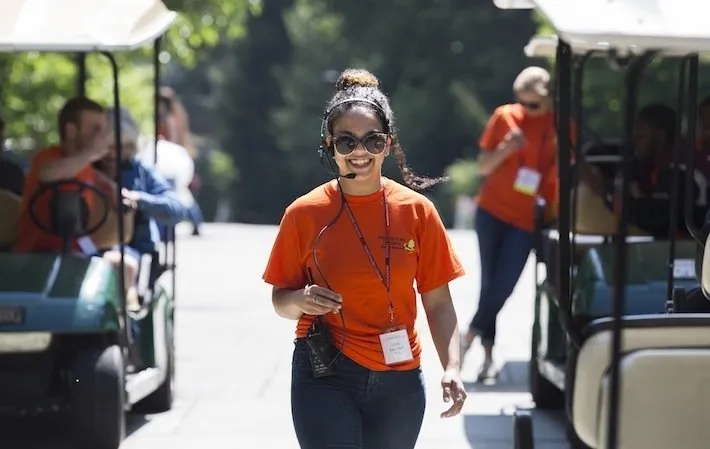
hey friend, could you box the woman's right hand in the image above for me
[296,285,342,315]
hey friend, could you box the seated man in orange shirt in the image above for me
[14,97,140,309]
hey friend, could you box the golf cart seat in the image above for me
[569,314,710,449]
[566,232,710,449]
[0,189,20,251]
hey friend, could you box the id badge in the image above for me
[514,167,541,196]
[379,328,414,366]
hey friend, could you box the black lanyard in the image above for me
[342,189,394,327]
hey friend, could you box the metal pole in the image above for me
[101,51,130,350]
[606,50,655,449]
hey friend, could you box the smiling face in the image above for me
[328,105,391,194]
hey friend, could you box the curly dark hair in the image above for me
[323,68,448,191]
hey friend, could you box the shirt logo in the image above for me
[403,239,416,252]
[380,236,416,253]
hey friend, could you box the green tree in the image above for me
[218,0,295,223]
[247,0,538,223]
[0,0,253,154]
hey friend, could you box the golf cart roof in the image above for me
[497,0,710,54]
[524,35,611,58]
[0,0,177,52]
[523,34,692,58]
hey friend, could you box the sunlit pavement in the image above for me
[8,223,570,448]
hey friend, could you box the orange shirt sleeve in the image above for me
[415,200,465,294]
[479,106,509,152]
[262,207,307,290]
[22,148,58,191]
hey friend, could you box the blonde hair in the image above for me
[513,66,551,97]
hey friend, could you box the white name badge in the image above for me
[514,167,541,196]
[379,328,414,365]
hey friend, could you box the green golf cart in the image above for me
[0,1,179,448]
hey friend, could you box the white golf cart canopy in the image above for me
[523,34,693,59]
[0,0,177,52]
[524,35,612,58]
[497,0,710,54]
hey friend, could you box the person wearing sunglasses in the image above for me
[263,68,467,449]
[461,66,559,381]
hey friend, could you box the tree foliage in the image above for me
[0,0,253,152]
[216,0,538,223]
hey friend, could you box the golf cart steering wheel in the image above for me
[28,179,110,239]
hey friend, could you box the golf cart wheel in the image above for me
[513,409,535,449]
[70,344,125,449]
[529,332,564,409]
[134,317,175,413]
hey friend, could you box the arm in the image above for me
[272,287,306,320]
[38,151,95,182]
[135,167,186,225]
[422,284,460,371]
[263,207,342,320]
[476,106,520,176]
[272,286,341,320]
[477,141,518,176]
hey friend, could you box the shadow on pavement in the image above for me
[464,408,569,449]
[461,360,571,448]
[0,412,149,448]
[463,360,530,393]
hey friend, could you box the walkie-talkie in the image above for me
[306,318,337,378]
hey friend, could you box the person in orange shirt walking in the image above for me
[263,68,467,449]
[461,67,559,381]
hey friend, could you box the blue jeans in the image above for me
[291,340,426,449]
[470,207,532,346]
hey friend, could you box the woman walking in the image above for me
[461,66,559,381]
[263,68,467,449]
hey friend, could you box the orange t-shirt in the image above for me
[263,178,465,372]
[476,104,561,231]
[14,146,96,253]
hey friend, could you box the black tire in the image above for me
[134,317,175,413]
[513,409,535,449]
[70,344,125,449]
[529,331,564,409]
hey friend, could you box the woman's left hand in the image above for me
[440,368,467,418]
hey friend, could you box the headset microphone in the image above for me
[318,146,357,179]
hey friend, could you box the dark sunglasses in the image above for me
[333,132,388,155]
[518,100,541,111]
